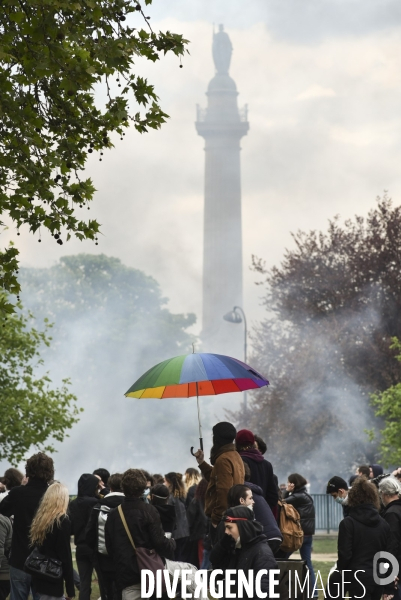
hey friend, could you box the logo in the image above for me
[373,551,399,586]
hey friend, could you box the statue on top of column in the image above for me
[212,24,232,75]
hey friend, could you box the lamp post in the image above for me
[223,306,248,412]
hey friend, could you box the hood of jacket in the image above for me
[210,443,236,466]
[77,474,99,498]
[348,503,381,527]
[225,505,264,544]
[154,504,176,518]
[371,464,384,478]
[237,518,264,544]
[245,481,263,496]
[239,448,264,463]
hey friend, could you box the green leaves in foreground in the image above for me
[370,337,401,466]
[0,0,189,311]
[0,294,81,463]
[0,243,20,314]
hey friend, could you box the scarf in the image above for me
[240,448,264,463]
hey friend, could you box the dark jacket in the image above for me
[185,484,196,509]
[199,444,245,526]
[284,487,315,536]
[32,516,75,598]
[0,477,48,570]
[246,481,282,541]
[187,498,208,542]
[168,496,189,540]
[210,519,277,600]
[105,497,176,590]
[338,503,393,594]
[85,492,125,573]
[382,498,401,565]
[152,505,176,535]
[240,449,278,510]
[69,474,99,556]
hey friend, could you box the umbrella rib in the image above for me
[233,380,242,391]
[153,356,176,386]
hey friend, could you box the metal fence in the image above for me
[311,494,343,532]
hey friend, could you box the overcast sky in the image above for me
[5,0,401,337]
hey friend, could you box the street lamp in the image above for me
[223,306,248,412]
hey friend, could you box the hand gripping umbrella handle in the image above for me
[190,437,203,456]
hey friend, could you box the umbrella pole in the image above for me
[196,390,203,451]
[190,383,203,455]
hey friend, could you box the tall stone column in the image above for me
[196,25,249,357]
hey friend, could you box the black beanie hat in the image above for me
[326,476,348,494]
[213,422,237,443]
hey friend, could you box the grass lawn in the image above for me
[313,536,338,599]
[312,536,338,555]
[90,579,100,600]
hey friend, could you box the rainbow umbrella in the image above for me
[125,353,269,454]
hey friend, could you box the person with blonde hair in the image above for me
[184,468,201,508]
[29,482,74,600]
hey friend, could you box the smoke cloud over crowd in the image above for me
[2,0,401,489]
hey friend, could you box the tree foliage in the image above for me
[244,196,401,479]
[20,253,196,376]
[370,337,401,467]
[0,0,188,313]
[0,296,81,463]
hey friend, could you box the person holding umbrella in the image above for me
[194,422,244,544]
[125,352,270,457]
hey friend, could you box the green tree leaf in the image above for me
[0,294,81,463]
[0,0,189,314]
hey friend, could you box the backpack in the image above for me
[278,500,304,553]
[97,505,111,555]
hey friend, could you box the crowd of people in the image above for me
[0,422,399,600]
